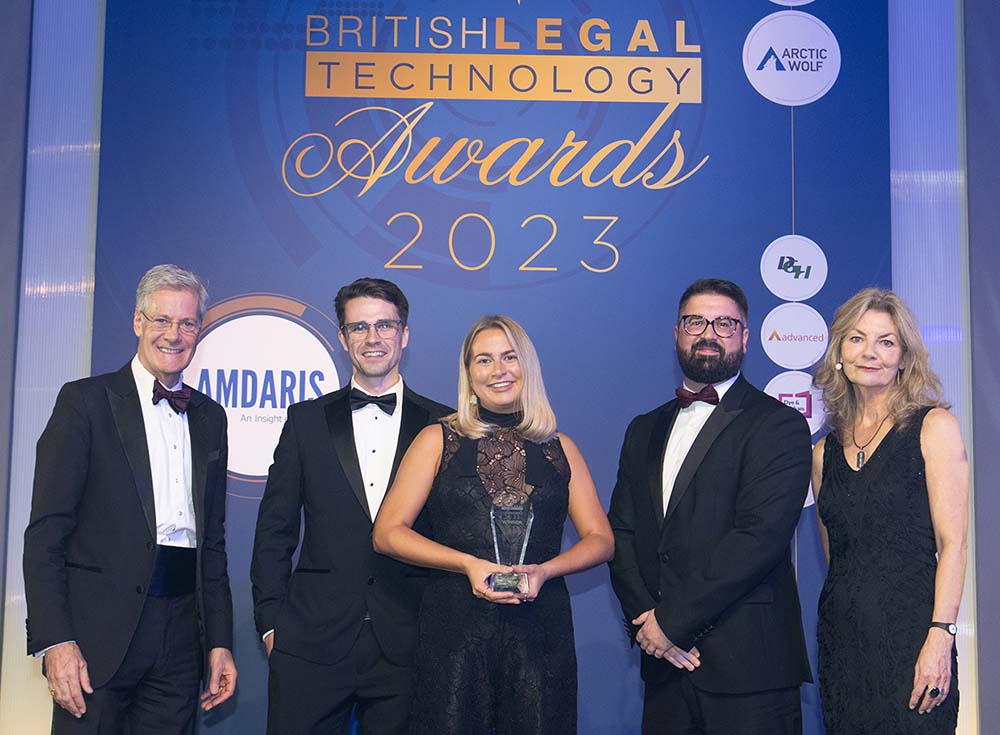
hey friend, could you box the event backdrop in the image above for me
[91,1,889,732]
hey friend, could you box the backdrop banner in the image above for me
[92,2,890,732]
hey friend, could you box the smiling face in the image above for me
[839,309,902,391]
[337,296,409,393]
[133,288,201,387]
[674,293,748,387]
[468,327,523,413]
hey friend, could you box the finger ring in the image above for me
[929,687,941,698]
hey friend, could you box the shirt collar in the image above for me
[131,354,184,394]
[350,376,404,400]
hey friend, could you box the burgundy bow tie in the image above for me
[675,384,720,409]
[153,380,191,414]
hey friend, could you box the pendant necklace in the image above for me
[851,414,890,469]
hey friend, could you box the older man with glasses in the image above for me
[251,277,451,735]
[608,278,813,735]
[24,263,236,734]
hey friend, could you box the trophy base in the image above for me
[490,572,528,594]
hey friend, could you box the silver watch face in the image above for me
[948,623,958,635]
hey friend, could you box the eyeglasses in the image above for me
[679,314,743,338]
[340,319,404,340]
[140,310,201,335]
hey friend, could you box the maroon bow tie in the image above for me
[153,380,191,414]
[675,384,720,409]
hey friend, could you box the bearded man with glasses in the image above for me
[608,278,813,735]
[24,263,236,734]
[251,277,451,735]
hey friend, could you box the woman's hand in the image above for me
[511,563,551,602]
[465,557,521,604]
[909,628,955,714]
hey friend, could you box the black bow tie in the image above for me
[153,380,191,414]
[350,387,397,415]
[675,384,720,409]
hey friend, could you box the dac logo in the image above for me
[743,11,841,106]
[760,234,827,301]
[760,303,828,369]
[187,294,341,491]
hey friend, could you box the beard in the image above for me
[677,338,744,385]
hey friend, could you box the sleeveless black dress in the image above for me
[409,415,577,735]
[817,407,958,734]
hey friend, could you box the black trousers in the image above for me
[52,594,201,735]
[642,675,802,735]
[267,621,413,735]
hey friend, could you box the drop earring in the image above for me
[469,394,478,406]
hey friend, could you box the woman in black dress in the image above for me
[812,289,968,734]
[373,315,614,735]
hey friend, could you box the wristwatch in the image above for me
[930,621,957,635]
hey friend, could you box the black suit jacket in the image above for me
[23,363,234,687]
[608,375,812,694]
[250,383,451,666]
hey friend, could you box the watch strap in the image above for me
[930,621,957,635]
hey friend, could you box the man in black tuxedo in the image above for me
[251,277,451,735]
[24,264,236,734]
[608,278,812,735]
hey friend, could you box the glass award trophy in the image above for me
[489,501,534,593]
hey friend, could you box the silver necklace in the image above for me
[851,414,890,469]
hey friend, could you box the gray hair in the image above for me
[135,264,209,321]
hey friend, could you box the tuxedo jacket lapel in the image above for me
[186,391,210,547]
[107,365,156,541]
[326,391,371,522]
[663,376,748,524]
[390,387,429,487]
[646,404,678,528]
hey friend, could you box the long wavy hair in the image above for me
[814,288,948,436]
[444,315,557,442]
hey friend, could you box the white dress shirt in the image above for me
[131,355,196,548]
[661,373,740,516]
[351,377,404,519]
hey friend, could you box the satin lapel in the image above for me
[326,392,371,522]
[663,378,748,524]
[647,404,678,529]
[107,366,156,541]
[186,392,209,548]
[390,388,429,487]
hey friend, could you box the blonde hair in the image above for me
[814,288,948,436]
[445,315,557,442]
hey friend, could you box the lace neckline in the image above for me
[479,407,522,428]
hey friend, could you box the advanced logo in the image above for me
[760,303,828,369]
[743,11,841,106]
[760,234,828,301]
[186,294,341,490]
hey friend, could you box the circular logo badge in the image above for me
[760,234,828,301]
[764,370,825,436]
[743,11,841,106]
[760,302,828,369]
[186,294,341,491]
[769,0,816,6]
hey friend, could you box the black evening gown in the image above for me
[410,419,577,735]
[817,407,958,734]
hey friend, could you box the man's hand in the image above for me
[264,632,274,657]
[633,610,701,671]
[200,647,237,711]
[45,642,93,718]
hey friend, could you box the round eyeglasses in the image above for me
[679,315,743,338]
[340,319,404,340]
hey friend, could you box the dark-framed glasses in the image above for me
[341,319,404,340]
[679,314,743,338]
[140,310,201,336]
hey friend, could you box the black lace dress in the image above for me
[410,412,577,735]
[817,408,958,734]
